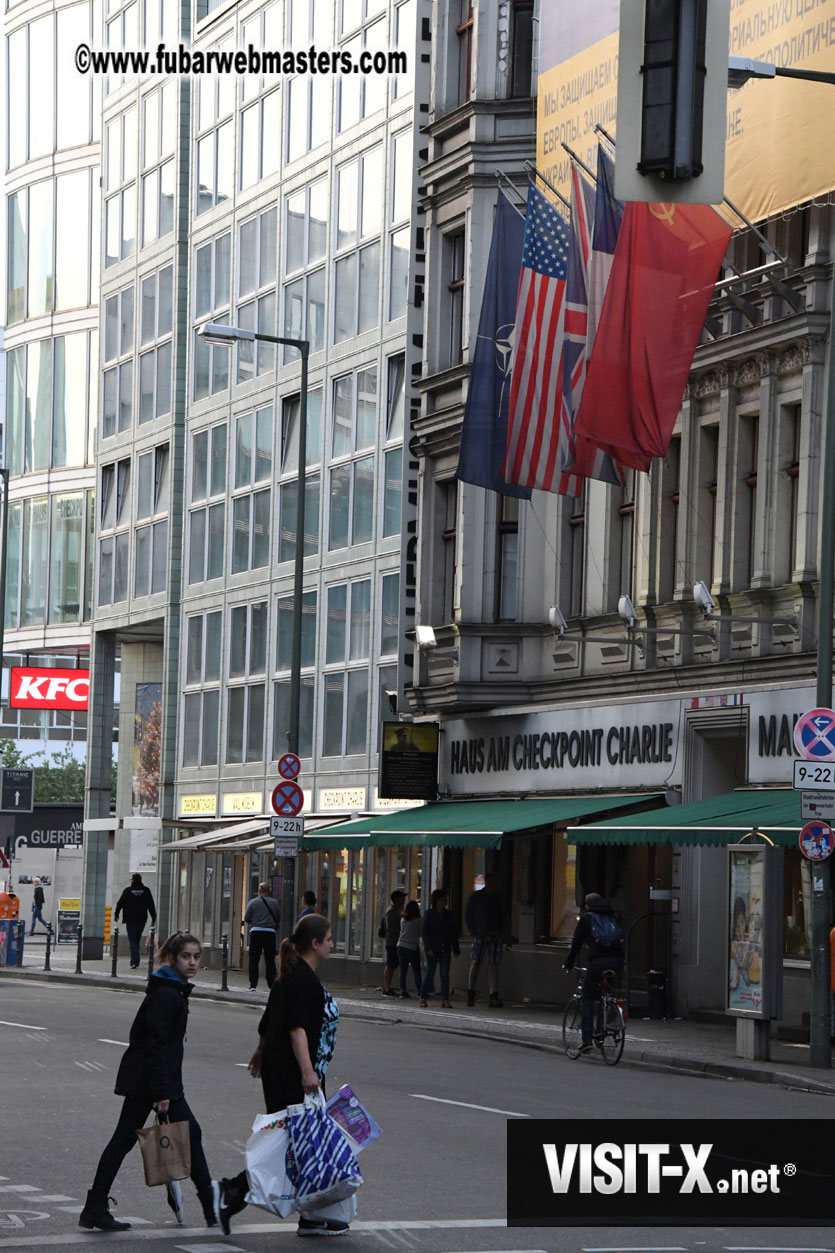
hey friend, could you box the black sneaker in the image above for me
[218,1175,248,1235]
[488,993,504,1008]
[466,989,475,1007]
[297,1216,350,1237]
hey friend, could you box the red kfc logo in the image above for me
[10,667,90,710]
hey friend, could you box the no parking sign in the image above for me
[793,708,835,762]
[799,820,835,861]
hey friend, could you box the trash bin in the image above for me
[647,969,667,1019]
[0,890,20,919]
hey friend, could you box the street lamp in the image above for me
[723,60,835,1069]
[197,322,310,939]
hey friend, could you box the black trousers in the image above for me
[398,945,422,993]
[126,923,144,966]
[91,1095,211,1196]
[581,955,624,1044]
[249,931,277,987]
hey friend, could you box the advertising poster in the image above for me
[56,909,81,944]
[727,847,765,1013]
[132,682,162,816]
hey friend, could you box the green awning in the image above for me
[568,788,802,846]
[302,794,663,851]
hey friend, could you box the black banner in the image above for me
[507,1120,834,1225]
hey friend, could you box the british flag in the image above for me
[556,165,595,496]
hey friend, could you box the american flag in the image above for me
[503,183,571,492]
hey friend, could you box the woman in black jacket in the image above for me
[419,889,460,1008]
[78,931,219,1232]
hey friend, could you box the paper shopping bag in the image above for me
[135,1115,191,1186]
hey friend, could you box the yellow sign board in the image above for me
[319,787,367,810]
[180,794,217,816]
[104,905,112,945]
[58,898,81,911]
[538,3,835,220]
[221,792,263,815]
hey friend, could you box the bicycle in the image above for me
[562,966,626,1066]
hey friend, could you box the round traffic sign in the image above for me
[793,708,835,762]
[799,819,835,861]
[272,781,304,817]
[278,752,301,781]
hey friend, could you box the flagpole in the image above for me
[560,142,598,184]
[522,161,569,210]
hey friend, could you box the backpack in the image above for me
[590,911,623,950]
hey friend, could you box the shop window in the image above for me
[189,421,227,584]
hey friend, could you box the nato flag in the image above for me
[457,191,531,499]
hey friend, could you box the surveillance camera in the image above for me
[618,594,637,628]
[693,580,715,615]
[548,606,567,635]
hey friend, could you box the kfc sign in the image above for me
[10,667,90,710]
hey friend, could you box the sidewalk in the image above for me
[6,935,835,1097]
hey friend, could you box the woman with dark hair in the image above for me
[218,913,354,1238]
[419,888,460,1008]
[78,932,219,1232]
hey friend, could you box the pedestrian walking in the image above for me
[465,873,509,1007]
[397,900,423,998]
[379,887,406,997]
[29,878,50,935]
[419,889,460,1008]
[295,890,317,922]
[78,932,220,1232]
[114,873,157,968]
[216,913,356,1237]
[244,882,281,989]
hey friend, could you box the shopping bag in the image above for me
[325,1085,382,1154]
[286,1090,362,1211]
[244,1109,297,1218]
[135,1115,191,1186]
[298,1192,358,1224]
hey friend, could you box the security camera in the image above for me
[548,605,567,635]
[693,580,715,616]
[618,594,638,628]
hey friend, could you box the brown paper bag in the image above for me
[135,1116,191,1186]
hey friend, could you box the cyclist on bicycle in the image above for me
[563,893,624,1054]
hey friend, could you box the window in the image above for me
[143,0,179,50]
[237,207,278,382]
[445,231,465,366]
[277,393,323,563]
[617,470,636,611]
[105,0,139,93]
[273,589,317,759]
[391,0,415,101]
[338,0,386,129]
[568,485,586,618]
[193,233,231,399]
[286,0,331,160]
[226,602,267,764]
[658,437,681,604]
[7,12,55,164]
[736,415,759,590]
[698,425,720,591]
[283,179,327,361]
[7,177,85,324]
[103,285,135,439]
[139,265,173,422]
[240,90,280,189]
[775,404,800,586]
[441,480,458,622]
[99,458,131,606]
[328,367,376,550]
[456,0,474,104]
[134,444,170,596]
[388,132,411,320]
[141,82,176,247]
[334,150,382,342]
[381,356,405,539]
[21,497,49,626]
[49,493,87,624]
[182,610,222,767]
[195,44,234,214]
[510,1,534,97]
[322,580,371,757]
[188,421,227,583]
[380,572,400,655]
[496,496,519,621]
[5,333,93,474]
[104,106,137,267]
[231,406,272,573]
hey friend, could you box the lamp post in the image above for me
[197,323,310,940]
[725,58,835,1068]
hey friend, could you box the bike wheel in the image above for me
[598,998,625,1066]
[562,1000,583,1058]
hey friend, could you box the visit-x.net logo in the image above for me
[507,1120,834,1225]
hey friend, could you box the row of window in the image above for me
[4,491,95,630]
[98,445,171,605]
[5,330,98,474]
[8,170,98,324]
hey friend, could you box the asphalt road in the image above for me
[1,979,833,1253]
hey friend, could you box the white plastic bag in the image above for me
[244,1109,297,1218]
[299,1192,358,1224]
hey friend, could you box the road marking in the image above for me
[582,1248,688,1252]
[0,1189,39,1195]
[175,1245,245,1252]
[725,1248,832,1251]
[410,1093,530,1118]
[97,1039,129,1047]
[19,1197,73,1204]
[0,1022,45,1031]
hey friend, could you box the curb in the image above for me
[5,966,835,1097]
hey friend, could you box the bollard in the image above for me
[147,926,155,977]
[15,920,24,967]
[221,933,229,992]
[44,925,52,972]
[111,927,119,977]
[75,923,83,973]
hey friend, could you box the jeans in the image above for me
[420,951,451,1001]
[126,922,145,966]
[91,1095,211,1196]
[30,906,49,935]
[249,930,277,988]
[398,945,421,994]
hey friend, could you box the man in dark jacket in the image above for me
[29,878,50,935]
[563,892,625,1052]
[114,874,157,969]
[381,888,406,996]
[465,873,509,1008]
[244,882,280,989]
